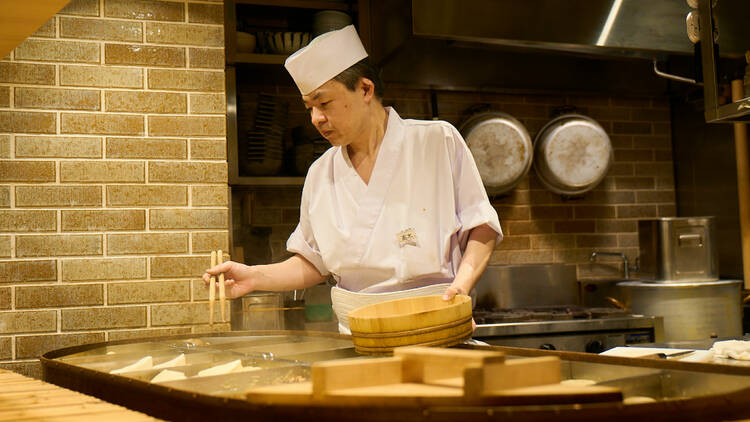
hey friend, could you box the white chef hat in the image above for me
[284,25,368,95]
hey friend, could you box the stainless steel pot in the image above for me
[617,279,743,342]
[533,114,613,195]
[475,263,579,308]
[459,111,533,195]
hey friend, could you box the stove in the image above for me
[473,305,664,353]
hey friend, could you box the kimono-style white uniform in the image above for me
[287,108,502,331]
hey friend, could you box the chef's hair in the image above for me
[332,58,384,100]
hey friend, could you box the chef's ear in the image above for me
[358,77,376,103]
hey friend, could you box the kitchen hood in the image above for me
[410,0,747,59]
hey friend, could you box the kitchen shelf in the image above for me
[235,52,288,64]
[235,0,351,11]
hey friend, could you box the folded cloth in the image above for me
[710,340,750,360]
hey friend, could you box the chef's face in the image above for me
[302,78,372,146]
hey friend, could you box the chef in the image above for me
[204,25,502,333]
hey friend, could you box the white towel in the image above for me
[710,340,750,360]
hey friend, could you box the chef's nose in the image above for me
[310,107,326,127]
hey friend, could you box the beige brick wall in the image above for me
[0,0,228,378]
[235,85,675,284]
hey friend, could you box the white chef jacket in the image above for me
[287,107,502,294]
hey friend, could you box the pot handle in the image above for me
[743,294,750,304]
[605,296,628,310]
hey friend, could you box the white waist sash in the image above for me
[331,283,451,334]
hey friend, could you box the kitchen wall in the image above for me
[235,84,675,280]
[0,0,228,378]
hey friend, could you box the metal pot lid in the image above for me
[533,114,613,196]
[459,112,532,195]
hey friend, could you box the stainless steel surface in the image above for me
[411,0,749,59]
[474,316,662,338]
[590,251,639,280]
[618,279,743,342]
[231,292,284,330]
[458,111,533,195]
[532,114,613,196]
[474,264,579,309]
[638,217,718,282]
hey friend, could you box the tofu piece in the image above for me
[152,369,187,383]
[110,356,153,374]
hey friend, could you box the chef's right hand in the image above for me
[203,261,255,299]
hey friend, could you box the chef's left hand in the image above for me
[442,285,476,331]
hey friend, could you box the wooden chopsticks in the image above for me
[209,249,227,325]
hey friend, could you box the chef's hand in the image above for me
[203,261,255,299]
[442,285,477,332]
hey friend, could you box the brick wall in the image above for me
[236,84,675,282]
[0,0,228,377]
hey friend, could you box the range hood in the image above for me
[410,0,747,59]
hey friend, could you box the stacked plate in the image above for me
[246,94,287,176]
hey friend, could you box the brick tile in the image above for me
[658,204,677,217]
[14,39,99,63]
[0,188,8,208]
[60,17,142,42]
[105,0,184,21]
[62,306,146,330]
[0,86,8,108]
[493,205,529,221]
[0,288,10,310]
[146,22,223,46]
[595,220,637,233]
[108,327,191,341]
[0,63,55,85]
[579,190,635,205]
[617,205,657,218]
[191,231,229,253]
[500,103,548,118]
[609,135,633,149]
[15,87,100,111]
[60,65,143,88]
[0,211,56,232]
[636,190,675,204]
[0,362,42,379]
[566,95,610,107]
[573,205,616,219]
[504,220,555,235]
[106,137,186,159]
[631,108,670,122]
[149,116,225,137]
[654,122,670,135]
[189,48,224,69]
[107,233,188,255]
[0,237,10,258]
[150,209,227,229]
[0,311,56,334]
[619,233,639,247]
[62,209,145,231]
[0,161,55,182]
[32,17,56,38]
[16,186,102,207]
[61,113,144,135]
[60,0,99,16]
[106,185,186,206]
[188,3,223,24]
[609,163,634,176]
[633,136,672,150]
[489,250,555,265]
[611,97,650,107]
[191,185,228,206]
[189,94,225,114]
[190,139,225,159]
[16,284,103,308]
[576,234,618,247]
[528,190,566,205]
[554,220,595,233]
[151,255,209,278]
[282,208,300,224]
[148,69,224,91]
[656,176,674,190]
[529,234,575,249]
[108,280,189,304]
[62,257,146,281]
[16,234,102,257]
[105,43,185,67]
[494,235,530,250]
[586,107,631,121]
[15,136,102,158]
[0,260,56,283]
[0,337,8,359]
[0,136,8,158]
[60,161,144,182]
[612,121,652,135]
[149,161,226,183]
[654,150,672,162]
[105,91,186,114]
[0,111,56,134]
[615,176,655,190]
[614,149,653,162]
[151,302,226,326]
[528,205,572,219]
[16,333,105,359]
